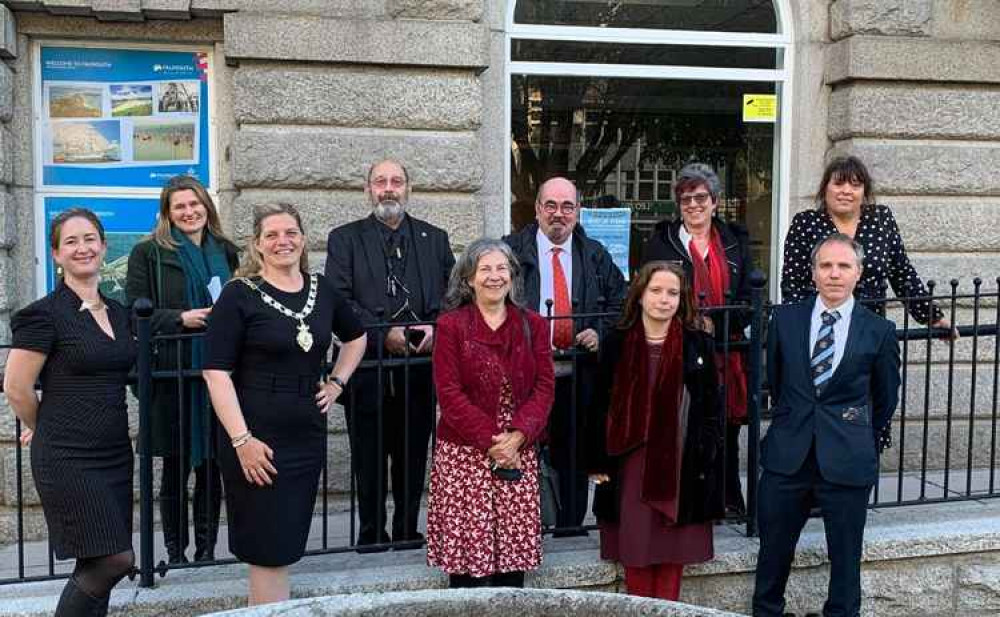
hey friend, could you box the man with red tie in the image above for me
[504,177,627,535]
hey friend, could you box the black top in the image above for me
[12,283,135,447]
[203,274,365,376]
[780,204,942,324]
[372,215,426,322]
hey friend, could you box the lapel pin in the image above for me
[421,232,427,237]
[697,356,703,365]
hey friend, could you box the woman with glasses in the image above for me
[641,163,752,517]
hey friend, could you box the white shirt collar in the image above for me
[813,294,855,321]
[536,227,572,256]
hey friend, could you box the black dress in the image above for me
[780,204,943,324]
[203,273,364,567]
[11,283,136,560]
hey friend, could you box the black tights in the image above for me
[56,550,135,617]
[449,571,525,588]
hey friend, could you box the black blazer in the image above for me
[586,327,726,525]
[325,214,454,356]
[763,299,901,487]
[503,222,627,337]
[641,217,753,333]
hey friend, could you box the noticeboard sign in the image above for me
[37,45,212,190]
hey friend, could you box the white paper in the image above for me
[207,276,222,303]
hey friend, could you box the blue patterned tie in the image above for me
[811,310,841,393]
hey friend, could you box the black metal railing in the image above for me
[3,275,1000,586]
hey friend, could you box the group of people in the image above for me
[3,153,943,615]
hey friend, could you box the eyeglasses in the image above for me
[540,202,578,215]
[679,192,712,207]
[371,177,406,189]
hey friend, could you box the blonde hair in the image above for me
[152,175,230,249]
[235,203,310,277]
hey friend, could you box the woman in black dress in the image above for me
[126,175,239,564]
[202,203,367,605]
[4,209,136,616]
[781,155,950,331]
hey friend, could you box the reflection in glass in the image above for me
[510,75,776,279]
[514,0,778,33]
[512,40,780,70]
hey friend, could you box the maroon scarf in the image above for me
[689,226,748,424]
[606,318,685,520]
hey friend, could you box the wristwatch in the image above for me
[330,376,347,389]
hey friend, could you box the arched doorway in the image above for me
[506,0,793,287]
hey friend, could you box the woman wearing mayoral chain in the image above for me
[202,203,367,605]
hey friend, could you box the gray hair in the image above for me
[809,232,865,270]
[443,238,524,311]
[675,162,722,201]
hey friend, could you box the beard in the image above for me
[374,199,405,223]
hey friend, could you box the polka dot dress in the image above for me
[780,204,943,325]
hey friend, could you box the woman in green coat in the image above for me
[126,175,239,564]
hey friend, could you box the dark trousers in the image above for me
[159,455,222,560]
[752,449,872,617]
[548,374,589,531]
[345,365,434,544]
[725,424,746,515]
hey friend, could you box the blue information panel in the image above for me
[39,46,211,189]
[43,195,160,301]
[580,208,631,280]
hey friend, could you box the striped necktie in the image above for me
[811,310,841,393]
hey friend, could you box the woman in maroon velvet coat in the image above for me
[427,238,555,588]
[587,261,725,600]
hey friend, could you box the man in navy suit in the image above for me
[753,232,901,617]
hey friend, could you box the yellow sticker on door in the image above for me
[743,94,777,123]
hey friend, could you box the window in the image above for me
[507,0,791,286]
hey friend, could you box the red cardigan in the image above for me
[433,303,555,451]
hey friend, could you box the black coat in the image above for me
[325,214,454,358]
[503,222,627,337]
[586,326,726,525]
[125,236,240,456]
[641,217,753,333]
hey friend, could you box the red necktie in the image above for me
[551,247,573,349]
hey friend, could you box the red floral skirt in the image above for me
[426,385,542,576]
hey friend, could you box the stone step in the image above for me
[4,498,1000,616]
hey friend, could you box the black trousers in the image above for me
[725,424,746,514]
[345,364,434,543]
[752,449,872,617]
[159,455,222,558]
[547,374,589,531]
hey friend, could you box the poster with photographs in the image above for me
[38,46,211,189]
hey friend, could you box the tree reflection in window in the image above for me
[514,0,778,33]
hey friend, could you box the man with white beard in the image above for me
[325,159,455,551]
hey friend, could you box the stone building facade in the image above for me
[0,0,998,543]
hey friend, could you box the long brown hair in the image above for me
[152,175,230,249]
[235,203,310,277]
[618,261,699,331]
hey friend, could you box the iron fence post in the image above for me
[134,299,156,588]
[745,270,767,538]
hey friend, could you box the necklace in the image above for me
[78,298,106,312]
[239,273,318,352]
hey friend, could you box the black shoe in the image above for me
[193,546,215,562]
[355,531,391,554]
[56,577,107,617]
[392,532,425,551]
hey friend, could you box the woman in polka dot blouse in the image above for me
[780,155,949,329]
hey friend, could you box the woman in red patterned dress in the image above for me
[586,261,725,600]
[427,238,555,588]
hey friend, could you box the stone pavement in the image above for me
[3,494,1000,615]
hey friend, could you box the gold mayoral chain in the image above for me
[239,273,319,352]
